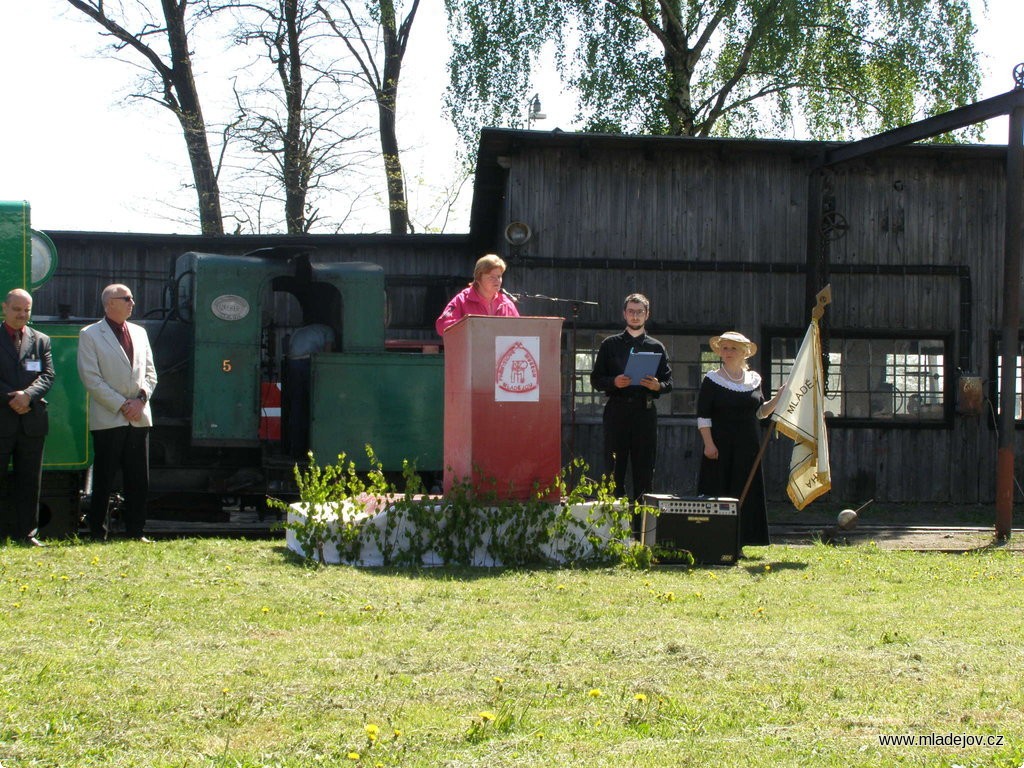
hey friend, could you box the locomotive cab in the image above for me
[158,247,442,512]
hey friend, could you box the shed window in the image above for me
[768,336,947,421]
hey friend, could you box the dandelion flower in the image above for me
[633,693,648,702]
[556,584,566,591]
[393,729,402,738]
[261,606,270,614]
[479,711,496,722]
[365,723,380,741]
[493,677,504,685]
[347,752,360,760]
[588,689,603,698]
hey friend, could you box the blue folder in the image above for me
[623,350,661,382]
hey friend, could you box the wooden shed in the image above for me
[465,128,1016,507]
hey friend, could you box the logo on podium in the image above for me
[495,336,540,401]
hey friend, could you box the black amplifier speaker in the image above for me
[641,494,740,565]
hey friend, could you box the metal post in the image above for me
[569,302,580,463]
[996,105,1024,539]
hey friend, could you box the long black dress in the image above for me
[696,370,771,546]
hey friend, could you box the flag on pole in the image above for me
[772,319,831,509]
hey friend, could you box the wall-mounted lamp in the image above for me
[504,221,532,246]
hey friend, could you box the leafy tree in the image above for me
[65,0,225,235]
[318,0,421,234]
[445,0,982,143]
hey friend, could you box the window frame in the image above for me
[764,328,955,429]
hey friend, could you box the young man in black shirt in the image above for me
[589,293,672,515]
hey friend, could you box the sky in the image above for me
[2,0,1022,236]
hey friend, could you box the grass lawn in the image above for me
[1,537,1022,767]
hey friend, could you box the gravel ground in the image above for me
[768,502,1024,551]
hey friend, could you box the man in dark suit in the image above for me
[0,289,54,546]
[590,293,672,519]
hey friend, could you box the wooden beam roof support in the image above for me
[819,89,1024,169]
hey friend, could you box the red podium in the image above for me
[443,316,564,500]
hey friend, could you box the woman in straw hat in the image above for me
[697,331,784,547]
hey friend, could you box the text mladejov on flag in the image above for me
[772,320,831,509]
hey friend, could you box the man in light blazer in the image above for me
[77,284,158,541]
[0,289,54,546]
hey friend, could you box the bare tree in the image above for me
[204,0,382,233]
[317,0,420,234]
[222,75,378,233]
[65,0,224,235]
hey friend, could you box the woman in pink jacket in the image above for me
[435,254,520,335]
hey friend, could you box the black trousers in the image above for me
[0,427,45,540]
[602,397,658,503]
[89,426,150,537]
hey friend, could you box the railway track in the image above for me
[80,508,287,540]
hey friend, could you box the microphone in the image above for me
[501,287,520,303]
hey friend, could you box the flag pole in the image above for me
[738,285,832,507]
[738,423,775,507]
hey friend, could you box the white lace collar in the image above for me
[707,369,762,392]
